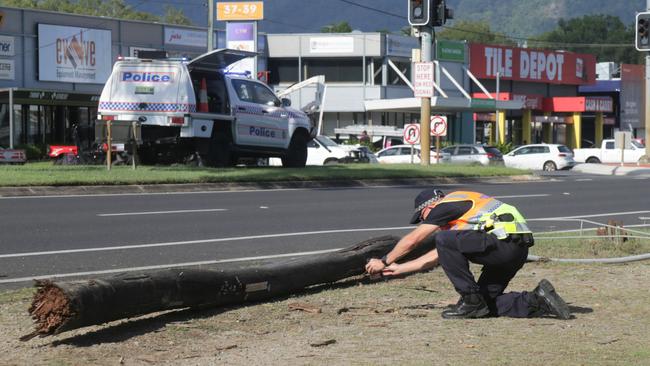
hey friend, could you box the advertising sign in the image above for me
[309,37,354,54]
[0,35,15,56]
[584,97,614,113]
[469,43,596,85]
[38,24,111,84]
[164,27,207,48]
[413,62,434,98]
[226,22,255,75]
[217,2,264,21]
[129,46,158,58]
[437,40,465,63]
[0,59,14,80]
[386,35,419,58]
[620,64,644,129]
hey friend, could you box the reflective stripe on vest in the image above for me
[428,191,532,239]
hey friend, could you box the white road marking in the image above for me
[575,178,593,182]
[0,248,344,284]
[494,194,550,199]
[528,210,650,221]
[98,208,227,217]
[0,226,412,259]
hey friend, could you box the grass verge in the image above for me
[0,162,526,187]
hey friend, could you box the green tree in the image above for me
[437,20,516,46]
[530,15,641,64]
[162,5,192,26]
[321,21,352,33]
[2,0,192,25]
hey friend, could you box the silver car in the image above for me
[441,145,504,166]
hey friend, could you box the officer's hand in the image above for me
[381,263,403,277]
[365,258,385,275]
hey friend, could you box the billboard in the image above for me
[164,27,207,48]
[469,43,596,85]
[0,35,15,56]
[620,64,644,129]
[37,24,111,84]
[226,22,255,75]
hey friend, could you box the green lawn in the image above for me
[0,162,527,187]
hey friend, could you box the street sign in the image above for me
[430,115,447,136]
[413,62,434,98]
[403,123,421,144]
[217,2,264,21]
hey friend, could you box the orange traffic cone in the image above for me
[198,78,209,112]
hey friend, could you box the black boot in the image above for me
[441,293,490,319]
[531,279,571,320]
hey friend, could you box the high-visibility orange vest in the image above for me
[426,191,532,238]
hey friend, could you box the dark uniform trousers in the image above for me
[435,230,536,318]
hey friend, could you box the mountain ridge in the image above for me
[131,0,646,38]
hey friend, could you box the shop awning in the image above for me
[364,96,523,114]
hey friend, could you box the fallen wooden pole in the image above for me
[23,235,405,340]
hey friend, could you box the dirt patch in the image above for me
[2,261,650,365]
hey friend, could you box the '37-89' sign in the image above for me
[217,2,264,20]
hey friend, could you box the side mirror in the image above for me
[281,98,291,107]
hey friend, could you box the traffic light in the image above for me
[636,12,650,51]
[408,0,430,26]
[431,0,454,27]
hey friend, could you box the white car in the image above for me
[376,144,450,164]
[503,144,576,171]
[269,135,349,166]
[441,144,504,166]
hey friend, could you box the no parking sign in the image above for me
[403,124,420,144]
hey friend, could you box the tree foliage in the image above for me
[530,15,642,64]
[2,0,192,25]
[437,20,516,46]
[321,21,352,33]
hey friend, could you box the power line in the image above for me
[336,0,636,49]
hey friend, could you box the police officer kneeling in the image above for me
[365,188,571,319]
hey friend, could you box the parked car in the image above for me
[503,144,576,171]
[0,146,27,164]
[573,139,645,164]
[269,135,355,166]
[440,144,504,166]
[376,144,450,164]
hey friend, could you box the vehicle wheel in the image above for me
[282,134,308,168]
[586,157,600,164]
[543,161,557,171]
[323,158,339,165]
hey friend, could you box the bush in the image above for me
[15,144,46,160]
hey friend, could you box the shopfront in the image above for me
[468,43,598,146]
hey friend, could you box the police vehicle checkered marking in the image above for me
[99,102,196,113]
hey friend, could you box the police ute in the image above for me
[97,49,315,167]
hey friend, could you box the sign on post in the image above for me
[615,131,632,166]
[413,62,434,98]
[403,123,420,164]
[430,115,448,136]
[403,124,421,144]
[217,2,264,21]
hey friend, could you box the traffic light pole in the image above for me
[420,26,433,166]
[646,1,650,159]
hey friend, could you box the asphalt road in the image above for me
[1,172,649,289]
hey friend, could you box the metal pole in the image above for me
[646,1,650,159]
[9,88,14,149]
[420,27,433,166]
[495,72,500,144]
[207,1,214,52]
[132,121,138,170]
[106,121,112,171]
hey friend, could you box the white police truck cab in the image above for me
[97,49,315,167]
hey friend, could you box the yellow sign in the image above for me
[217,2,264,21]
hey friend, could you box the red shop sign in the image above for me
[469,44,596,85]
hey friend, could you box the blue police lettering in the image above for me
[249,126,276,138]
[122,72,172,82]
